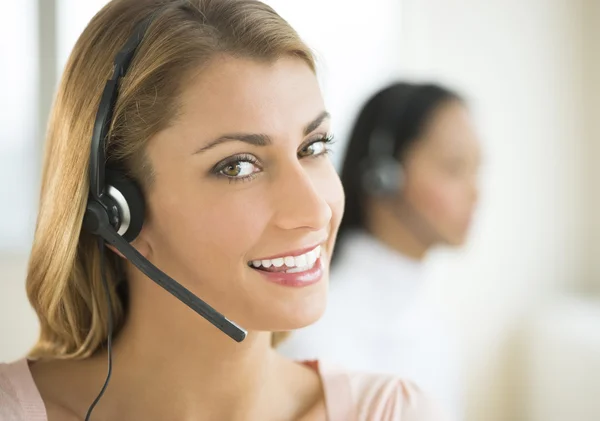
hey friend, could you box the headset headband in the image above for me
[365,83,420,164]
[89,17,153,203]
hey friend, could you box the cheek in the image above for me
[186,192,269,257]
[408,176,469,228]
[151,182,272,280]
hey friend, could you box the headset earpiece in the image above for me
[361,155,404,196]
[359,84,418,198]
[83,171,145,244]
[105,170,145,242]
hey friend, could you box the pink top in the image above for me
[0,359,449,421]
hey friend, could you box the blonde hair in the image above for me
[27,0,314,360]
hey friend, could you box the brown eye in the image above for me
[222,163,240,177]
[298,139,329,158]
[219,161,258,178]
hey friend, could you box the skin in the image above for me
[367,100,481,260]
[30,55,345,421]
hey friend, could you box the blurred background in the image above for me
[1,1,598,420]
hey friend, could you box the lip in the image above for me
[250,241,325,262]
[252,257,324,287]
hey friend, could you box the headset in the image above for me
[359,85,419,196]
[83,15,246,343]
[81,13,247,420]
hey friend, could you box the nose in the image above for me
[272,163,332,232]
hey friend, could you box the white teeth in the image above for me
[306,250,317,266]
[250,245,323,271]
[294,254,307,267]
[284,256,295,267]
[286,265,312,273]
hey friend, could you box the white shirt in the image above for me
[278,230,464,420]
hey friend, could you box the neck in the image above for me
[95,279,304,421]
[366,198,430,261]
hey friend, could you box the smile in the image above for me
[249,245,321,273]
[248,245,325,287]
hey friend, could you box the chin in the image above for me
[290,303,327,329]
[446,230,469,247]
[283,294,328,331]
[250,281,329,332]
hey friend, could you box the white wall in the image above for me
[399,0,592,420]
[524,296,600,421]
[584,0,600,292]
[0,1,39,253]
[0,0,40,362]
[0,255,38,362]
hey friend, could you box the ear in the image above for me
[106,243,126,259]
[106,228,153,260]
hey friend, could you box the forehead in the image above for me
[419,101,480,156]
[176,55,325,138]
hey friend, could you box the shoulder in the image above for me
[317,362,452,421]
[0,362,21,420]
[349,371,451,421]
[0,359,46,421]
[0,359,82,421]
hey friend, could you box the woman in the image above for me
[0,1,448,420]
[278,83,481,418]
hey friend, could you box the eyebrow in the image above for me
[193,110,330,154]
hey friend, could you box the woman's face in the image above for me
[138,56,344,332]
[402,100,481,246]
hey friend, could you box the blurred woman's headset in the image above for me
[359,85,419,196]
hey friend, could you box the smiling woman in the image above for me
[0,1,449,420]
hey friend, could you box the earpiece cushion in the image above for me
[361,157,404,196]
[105,170,146,242]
